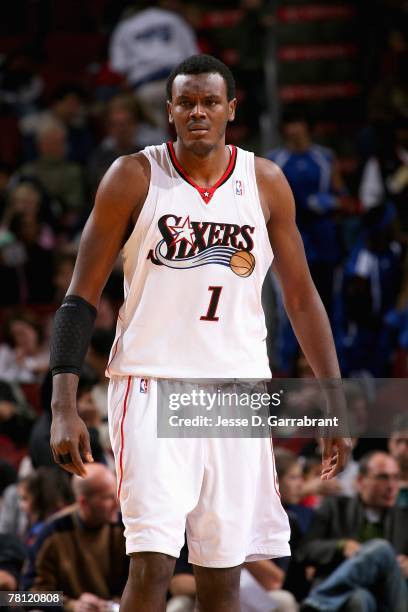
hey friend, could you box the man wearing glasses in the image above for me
[299,451,408,612]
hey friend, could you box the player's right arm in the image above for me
[50,154,150,477]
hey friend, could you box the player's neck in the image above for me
[173,139,231,188]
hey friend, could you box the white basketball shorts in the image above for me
[108,376,291,568]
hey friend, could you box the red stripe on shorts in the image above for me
[117,376,132,499]
[269,434,281,498]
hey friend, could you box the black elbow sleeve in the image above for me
[50,295,97,376]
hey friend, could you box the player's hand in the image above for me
[50,412,93,477]
[0,569,17,590]
[343,539,361,558]
[321,437,352,480]
[316,477,342,496]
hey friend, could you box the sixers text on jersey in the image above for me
[148,214,256,276]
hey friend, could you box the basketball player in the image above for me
[49,55,352,611]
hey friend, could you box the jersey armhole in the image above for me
[121,149,157,252]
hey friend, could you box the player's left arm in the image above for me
[255,157,352,478]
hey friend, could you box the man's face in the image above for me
[357,454,400,509]
[389,431,408,473]
[167,73,236,155]
[281,463,303,505]
[283,120,310,150]
[38,128,66,160]
[56,94,82,123]
[83,476,119,526]
[107,109,135,147]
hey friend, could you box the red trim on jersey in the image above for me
[107,312,123,375]
[166,141,237,204]
[106,337,120,375]
[117,376,132,499]
[269,434,281,498]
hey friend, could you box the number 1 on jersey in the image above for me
[200,286,223,322]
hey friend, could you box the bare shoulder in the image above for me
[255,156,289,194]
[98,152,150,195]
[95,152,151,218]
[254,156,295,223]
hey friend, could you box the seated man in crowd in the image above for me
[388,413,408,507]
[23,463,127,612]
[298,451,408,612]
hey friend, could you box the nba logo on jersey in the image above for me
[140,378,149,393]
[235,180,244,196]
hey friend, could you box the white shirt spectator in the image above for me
[0,344,48,383]
[109,8,198,88]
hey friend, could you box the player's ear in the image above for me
[228,98,237,122]
[167,100,174,124]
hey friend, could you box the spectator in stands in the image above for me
[359,116,408,243]
[52,252,75,304]
[299,455,341,509]
[3,178,56,249]
[0,313,49,383]
[94,293,117,333]
[0,533,26,591]
[0,180,56,304]
[0,379,34,451]
[266,109,351,316]
[86,328,116,455]
[0,47,43,118]
[75,372,105,453]
[368,44,407,128]
[275,448,314,534]
[87,95,142,196]
[266,110,355,373]
[109,0,198,135]
[298,451,408,612]
[388,413,408,507]
[273,448,315,602]
[0,482,26,539]
[23,463,127,612]
[300,440,360,500]
[340,203,402,376]
[18,117,84,214]
[21,84,94,164]
[18,467,73,547]
[0,459,17,497]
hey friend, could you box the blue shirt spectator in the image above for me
[266,110,351,316]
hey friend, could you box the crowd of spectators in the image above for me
[0,0,407,610]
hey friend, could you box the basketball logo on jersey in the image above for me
[235,180,244,196]
[140,378,149,393]
[147,214,256,278]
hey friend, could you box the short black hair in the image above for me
[166,54,236,101]
[51,83,86,104]
[281,106,312,128]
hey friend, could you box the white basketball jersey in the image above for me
[107,142,273,379]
